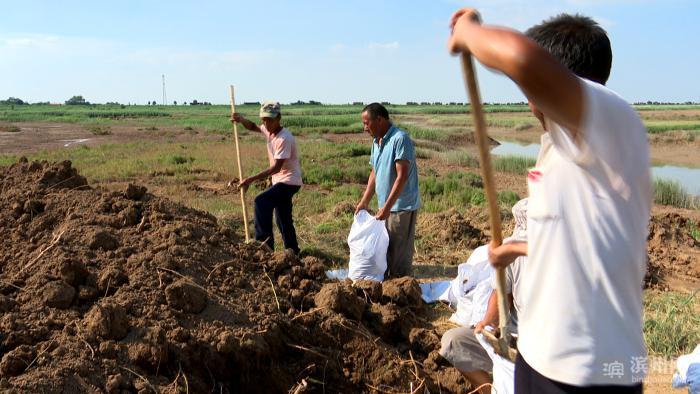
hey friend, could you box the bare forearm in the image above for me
[248,162,283,182]
[237,116,259,132]
[450,15,582,134]
[360,171,376,205]
[481,291,499,327]
[488,241,527,269]
[504,241,527,257]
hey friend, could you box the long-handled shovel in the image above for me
[460,54,516,362]
[229,85,250,243]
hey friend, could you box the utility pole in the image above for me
[162,74,167,105]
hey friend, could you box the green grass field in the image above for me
[3,103,699,135]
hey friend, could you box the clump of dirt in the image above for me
[0,159,469,393]
[646,212,700,289]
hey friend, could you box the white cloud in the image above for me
[0,33,289,103]
[329,43,347,53]
[123,47,277,68]
[368,41,400,50]
[0,35,60,48]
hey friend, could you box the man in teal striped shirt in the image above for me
[355,103,421,278]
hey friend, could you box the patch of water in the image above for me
[492,140,700,195]
[61,138,90,147]
[491,141,541,158]
[651,166,700,196]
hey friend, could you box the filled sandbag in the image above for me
[347,210,389,282]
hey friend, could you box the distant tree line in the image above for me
[634,101,699,105]
[65,95,90,105]
[0,97,27,105]
[2,96,699,107]
[289,100,323,105]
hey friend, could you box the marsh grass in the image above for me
[492,155,536,174]
[644,290,700,357]
[653,179,698,209]
[441,150,480,168]
[399,125,443,141]
[420,172,486,212]
[646,121,700,134]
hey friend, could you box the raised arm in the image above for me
[231,113,262,133]
[448,9,583,140]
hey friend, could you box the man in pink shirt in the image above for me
[231,101,303,255]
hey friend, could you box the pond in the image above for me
[492,140,700,195]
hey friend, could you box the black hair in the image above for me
[526,14,612,85]
[362,102,390,120]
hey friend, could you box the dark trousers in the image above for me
[254,183,301,254]
[515,353,643,394]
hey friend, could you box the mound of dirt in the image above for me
[0,159,468,393]
[646,212,700,289]
[419,209,488,250]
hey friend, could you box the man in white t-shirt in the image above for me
[449,10,650,393]
[231,101,303,255]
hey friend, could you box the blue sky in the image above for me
[1,0,698,104]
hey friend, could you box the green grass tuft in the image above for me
[644,290,700,357]
[88,125,111,135]
[498,190,521,208]
[167,155,194,165]
[492,155,536,174]
[0,125,21,132]
[689,221,700,242]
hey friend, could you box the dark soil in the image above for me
[0,159,468,393]
[646,212,700,289]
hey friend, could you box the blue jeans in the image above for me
[254,183,301,254]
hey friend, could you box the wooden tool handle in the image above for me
[229,85,250,243]
[460,54,509,349]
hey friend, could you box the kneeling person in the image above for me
[440,199,528,394]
